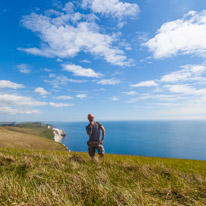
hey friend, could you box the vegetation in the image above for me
[0,148,205,205]
[2,122,54,139]
[0,123,206,205]
[0,126,65,151]
[13,122,44,128]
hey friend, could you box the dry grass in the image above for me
[0,127,66,151]
[0,149,206,205]
[2,124,54,139]
[0,125,206,205]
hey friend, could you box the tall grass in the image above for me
[0,148,206,205]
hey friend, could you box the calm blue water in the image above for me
[50,121,206,161]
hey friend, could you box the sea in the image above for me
[50,120,206,161]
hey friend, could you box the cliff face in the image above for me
[53,128,66,142]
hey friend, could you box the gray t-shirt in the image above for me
[86,121,102,141]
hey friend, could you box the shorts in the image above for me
[87,141,105,157]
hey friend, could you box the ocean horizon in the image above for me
[49,120,206,161]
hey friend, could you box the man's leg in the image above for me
[96,143,105,159]
[99,153,104,158]
[88,141,96,159]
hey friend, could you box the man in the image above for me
[86,114,105,159]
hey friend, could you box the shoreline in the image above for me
[49,126,71,152]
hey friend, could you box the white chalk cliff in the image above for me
[53,128,66,142]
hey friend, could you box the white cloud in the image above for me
[35,87,50,95]
[139,56,152,63]
[128,63,206,92]
[44,9,63,17]
[0,93,75,114]
[155,103,181,107]
[19,11,129,66]
[144,10,206,59]
[17,64,31,73]
[43,68,52,72]
[56,58,63,62]
[165,84,206,95]
[66,79,86,83]
[97,78,120,85]
[0,80,25,89]
[160,64,206,83]
[82,0,140,19]
[123,91,137,96]
[0,94,47,107]
[157,103,206,118]
[0,107,41,115]
[62,64,102,77]
[130,80,158,87]
[49,102,74,107]
[165,84,195,94]
[80,59,91,63]
[63,2,74,13]
[161,70,191,83]
[49,73,56,78]
[126,63,206,116]
[46,74,87,88]
[94,88,105,91]
[118,41,132,51]
[110,70,124,77]
[0,92,76,114]
[137,32,149,43]
[111,96,120,101]
[76,94,87,99]
[117,21,126,29]
[127,94,185,103]
[56,95,73,100]
[189,65,206,73]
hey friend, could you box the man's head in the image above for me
[88,113,94,123]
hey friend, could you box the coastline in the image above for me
[47,121,206,161]
[50,126,71,152]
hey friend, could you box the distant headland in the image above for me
[0,121,67,147]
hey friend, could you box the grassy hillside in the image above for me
[2,122,54,139]
[0,148,206,205]
[0,126,66,151]
[0,124,206,205]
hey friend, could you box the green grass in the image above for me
[14,122,44,127]
[0,126,65,151]
[0,148,206,205]
[0,123,54,139]
[1,124,54,139]
[0,124,206,205]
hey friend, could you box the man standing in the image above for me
[86,114,105,159]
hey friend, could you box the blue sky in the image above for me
[1,0,206,121]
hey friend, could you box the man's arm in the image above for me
[86,126,92,137]
[100,125,105,144]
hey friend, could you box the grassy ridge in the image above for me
[0,148,206,205]
[0,126,65,151]
[2,123,54,140]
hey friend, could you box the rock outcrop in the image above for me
[53,128,66,142]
